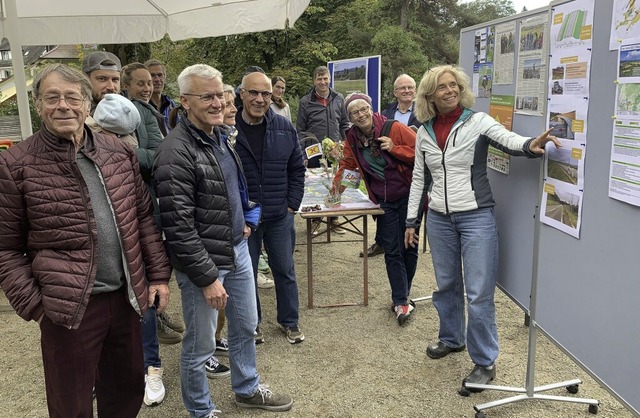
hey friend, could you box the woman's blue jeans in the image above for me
[176,240,259,417]
[427,207,499,367]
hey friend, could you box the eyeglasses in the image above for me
[40,94,85,109]
[243,89,272,99]
[183,92,225,104]
[349,107,370,118]
[394,86,415,91]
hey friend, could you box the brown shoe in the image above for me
[360,242,384,257]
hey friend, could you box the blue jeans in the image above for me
[427,207,499,367]
[377,196,418,306]
[176,240,259,418]
[247,213,299,328]
[141,305,161,370]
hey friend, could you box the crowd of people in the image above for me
[0,51,560,418]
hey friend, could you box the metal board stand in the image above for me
[462,164,599,417]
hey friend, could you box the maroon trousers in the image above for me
[40,288,144,418]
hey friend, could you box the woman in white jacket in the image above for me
[404,65,560,392]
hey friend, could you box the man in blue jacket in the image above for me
[381,74,420,130]
[235,70,306,344]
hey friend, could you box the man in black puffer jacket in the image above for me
[153,65,293,416]
[235,70,306,345]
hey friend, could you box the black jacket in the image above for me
[235,109,306,221]
[153,114,257,287]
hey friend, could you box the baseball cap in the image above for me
[82,51,122,74]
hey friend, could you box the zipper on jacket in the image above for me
[70,152,95,329]
[201,136,238,272]
[442,122,461,214]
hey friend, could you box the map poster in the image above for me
[610,0,640,50]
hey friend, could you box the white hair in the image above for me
[177,64,222,94]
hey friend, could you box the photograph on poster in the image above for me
[515,96,539,111]
[548,96,587,141]
[551,80,564,94]
[546,147,579,185]
[552,65,565,79]
[520,23,545,51]
[332,59,367,97]
[618,42,640,81]
[548,110,575,140]
[616,83,640,118]
[474,63,493,98]
[523,58,542,79]
[544,188,580,229]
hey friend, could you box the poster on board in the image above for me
[494,21,517,85]
[328,56,381,113]
[515,13,549,117]
[539,0,594,239]
[608,38,640,207]
[610,0,640,50]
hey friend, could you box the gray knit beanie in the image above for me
[94,94,141,135]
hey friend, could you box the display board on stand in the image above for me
[460,0,639,415]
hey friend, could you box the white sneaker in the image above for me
[257,272,275,289]
[144,366,165,406]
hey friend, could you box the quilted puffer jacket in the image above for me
[0,126,171,329]
[153,114,261,288]
[234,109,306,221]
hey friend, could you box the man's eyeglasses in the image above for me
[243,89,272,99]
[183,92,225,104]
[349,107,370,118]
[394,86,415,91]
[40,94,85,109]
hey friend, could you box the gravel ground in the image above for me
[0,216,635,418]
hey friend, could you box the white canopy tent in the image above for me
[0,0,310,138]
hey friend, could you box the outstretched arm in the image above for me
[528,128,562,154]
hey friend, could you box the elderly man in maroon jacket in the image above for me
[0,64,171,418]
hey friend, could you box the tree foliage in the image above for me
[130,0,519,108]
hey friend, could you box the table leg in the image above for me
[363,216,369,306]
[307,218,314,308]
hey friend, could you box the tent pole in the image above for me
[5,0,33,139]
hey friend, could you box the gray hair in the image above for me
[415,65,474,122]
[32,64,92,101]
[177,64,223,95]
[394,74,416,89]
[223,84,236,98]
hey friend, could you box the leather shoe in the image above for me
[462,364,496,392]
[426,341,466,359]
[359,242,384,258]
